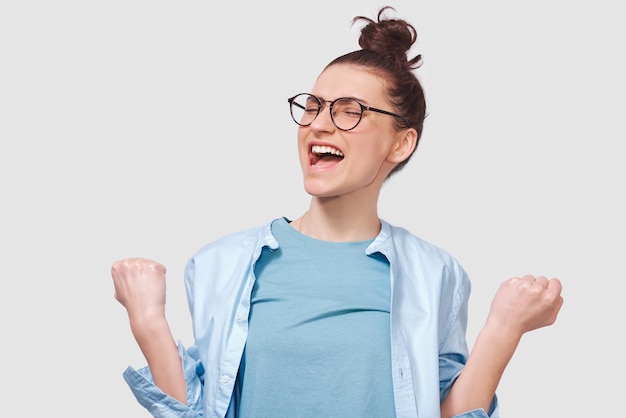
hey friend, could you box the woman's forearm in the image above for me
[440,322,521,417]
[130,315,187,405]
[441,275,563,417]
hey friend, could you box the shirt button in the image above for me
[236,311,246,321]
[220,375,229,383]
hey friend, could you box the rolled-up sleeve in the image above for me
[122,343,204,418]
[451,396,499,417]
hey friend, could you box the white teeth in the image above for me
[311,145,344,157]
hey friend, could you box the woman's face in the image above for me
[297,64,409,200]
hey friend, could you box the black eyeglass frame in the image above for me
[287,93,411,131]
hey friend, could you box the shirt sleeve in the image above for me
[122,342,204,418]
[439,357,500,416]
[451,404,497,418]
[447,397,499,417]
[437,261,500,418]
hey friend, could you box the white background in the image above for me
[1,1,623,416]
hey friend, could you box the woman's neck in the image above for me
[293,197,381,242]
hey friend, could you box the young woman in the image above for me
[111,6,563,418]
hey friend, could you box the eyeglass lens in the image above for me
[289,94,364,131]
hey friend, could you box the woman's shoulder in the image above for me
[383,220,452,255]
[190,218,278,259]
[382,220,470,286]
[382,220,465,270]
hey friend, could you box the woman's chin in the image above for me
[302,182,335,199]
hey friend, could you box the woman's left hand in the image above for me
[487,275,564,337]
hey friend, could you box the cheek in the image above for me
[353,135,391,162]
[296,129,309,161]
[296,128,307,145]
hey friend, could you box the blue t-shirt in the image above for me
[237,217,396,417]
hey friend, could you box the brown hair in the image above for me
[326,6,427,176]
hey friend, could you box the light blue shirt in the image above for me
[122,218,499,418]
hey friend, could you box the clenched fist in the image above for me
[111,257,168,325]
[488,275,564,337]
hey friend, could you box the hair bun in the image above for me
[353,6,422,69]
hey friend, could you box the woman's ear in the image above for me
[387,128,418,164]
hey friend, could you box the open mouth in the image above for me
[310,144,344,166]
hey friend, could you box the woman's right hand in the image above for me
[111,257,168,326]
[111,257,188,404]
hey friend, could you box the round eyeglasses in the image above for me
[287,93,410,131]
